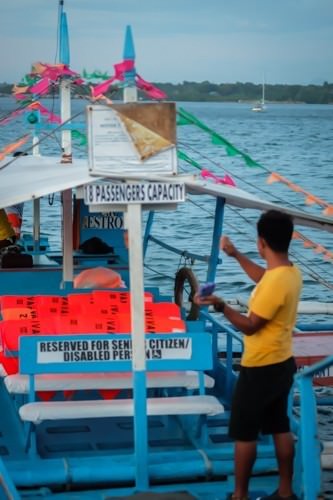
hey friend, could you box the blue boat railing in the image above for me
[199,309,244,402]
[199,308,332,499]
[291,355,333,500]
[146,234,222,265]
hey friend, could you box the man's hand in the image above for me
[220,236,238,257]
[194,293,221,308]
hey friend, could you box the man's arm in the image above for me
[221,236,265,283]
[214,298,268,335]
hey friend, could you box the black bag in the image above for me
[79,237,114,255]
[0,245,33,268]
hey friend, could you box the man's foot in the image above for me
[258,490,298,500]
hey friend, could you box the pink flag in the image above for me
[91,77,116,97]
[29,77,50,96]
[114,59,135,79]
[201,169,236,186]
[136,74,167,99]
[40,63,79,80]
[223,174,236,186]
[36,103,61,123]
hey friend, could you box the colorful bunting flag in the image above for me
[201,169,236,186]
[177,150,202,170]
[88,60,166,100]
[293,231,333,262]
[71,130,87,146]
[0,134,30,161]
[267,172,333,217]
[177,107,264,169]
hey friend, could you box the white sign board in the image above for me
[37,338,192,364]
[87,105,177,176]
[84,182,186,205]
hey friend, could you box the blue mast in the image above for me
[123,24,148,491]
[123,25,137,102]
[59,0,70,65]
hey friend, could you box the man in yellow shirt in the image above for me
[195,210,302,500]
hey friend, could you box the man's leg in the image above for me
[233,440,257,498]
[273,432,294,497]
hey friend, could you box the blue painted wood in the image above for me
[148,235,221,265]
[59,12,70,65]
[293,356,333,499]
[19,333,213,374]
[143,211,155,259]
[200,311,241,400]
[295,376,321,499]
[296,355,333,378]
[35,123,85,131]
[0,457,20,500]
[133,370,149,490]
[123,25,136,62]
[206,197,225,283]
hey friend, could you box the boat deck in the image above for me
[0,393,277,499]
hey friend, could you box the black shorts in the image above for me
[229,356,297,442]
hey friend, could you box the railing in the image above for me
[199,309,244,401]
[292,355,333,500]
[146,235,222,265]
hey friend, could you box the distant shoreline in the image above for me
[1,80,333,104]
[0,95,331,106]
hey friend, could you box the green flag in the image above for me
[177,149,202,170]
[72,130,87,146]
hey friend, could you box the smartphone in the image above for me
[199,282,216,297]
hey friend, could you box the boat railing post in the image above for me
[59,1,74,288]
[31,106,41,251]
[128,202,149,490]
[206,196,225,283]
[143,211,155,259]
[122,27,148,488]
[33,199,41,253]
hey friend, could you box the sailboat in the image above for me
[252,77,266,112]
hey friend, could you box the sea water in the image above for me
[1,97,333,496]
[1,98,332,305]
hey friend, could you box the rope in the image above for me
[185,194,333,292]
[0,109,84,171]
[178,139,308,214]
[196,447,213,479]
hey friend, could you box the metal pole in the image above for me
[58,3,73,287]
[127,203,148,489]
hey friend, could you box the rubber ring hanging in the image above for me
[174,267,200,321]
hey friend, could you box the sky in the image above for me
[0,0,333,85]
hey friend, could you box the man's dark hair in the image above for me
[257,210,294,252]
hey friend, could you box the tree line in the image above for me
[1,81,333,104]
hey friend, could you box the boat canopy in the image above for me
[1,155,333,234]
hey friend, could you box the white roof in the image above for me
[0,155,102,208]
[1,154,333,234]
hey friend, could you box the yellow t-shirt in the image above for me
[242,265,302,367]
[0,209,15,240]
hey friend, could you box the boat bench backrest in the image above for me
[19,333,213,398]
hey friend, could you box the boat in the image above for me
[0,2,332,499]
[252,77,266,112]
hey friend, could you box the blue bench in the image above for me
[17,332,224,452]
